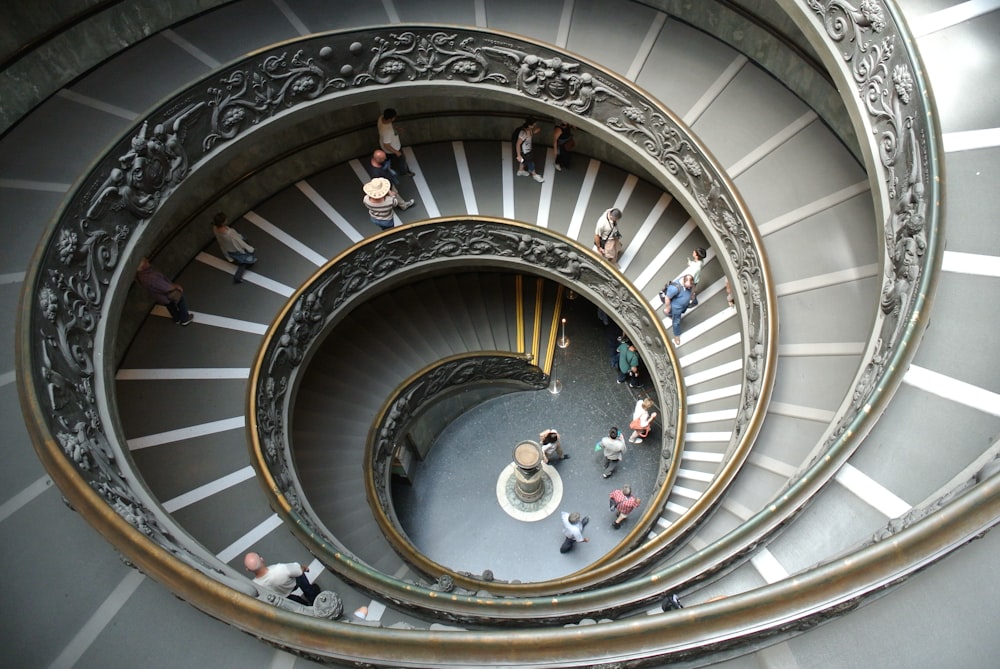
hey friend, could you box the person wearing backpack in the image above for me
[660,274,695,346]
[514,118,544,183]
[593,207,623,264]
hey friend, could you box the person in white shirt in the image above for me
[593,208,623,264]
[212,212,257,283]
[244,551,320,605]
[514,118,545,183]
[539,428,570,464]
[377,108,413,176]
[559,511,589,553]
[687,247,707,306]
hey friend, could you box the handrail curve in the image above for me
[11,1,968,663]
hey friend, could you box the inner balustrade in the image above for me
[5,1,984,664]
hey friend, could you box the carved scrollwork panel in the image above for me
[797,0,938,455]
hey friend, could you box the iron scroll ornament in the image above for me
[252,218,683,535]
[22,26,772,576]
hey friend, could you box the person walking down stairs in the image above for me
[609,485,641,529]
[514,118,545,183]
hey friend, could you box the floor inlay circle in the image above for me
[495,462,563,521]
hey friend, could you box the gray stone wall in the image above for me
[0,0,229,133]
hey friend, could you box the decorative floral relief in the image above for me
[356,32,507,86]
[258,221,681,506]
[204,51,347,150]
[806,0,934,465]
[28,27,772,588]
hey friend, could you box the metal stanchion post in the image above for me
[557,317,570,348]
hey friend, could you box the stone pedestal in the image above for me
[512,440,544,503]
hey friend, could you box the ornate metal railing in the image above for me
[249,218,694,605]
[15,4,979,663]
[18,20,773,613]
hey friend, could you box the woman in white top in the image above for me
[377,108,413,176]
[212,213,257,283]
[687,247,706,306]
[629,398,657,443]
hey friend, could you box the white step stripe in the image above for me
[534,147,556,227]
[673,305,736,344]
[751,548,789,584]
[778,342,865,356]
[115,367,251,381]
[721,498,754,521]
[555,0,572,47]
[634,218,697,290]
[835,463,911,518]
[904,364,1000,417]
[686,408,739,424]
[405,147,440,217]
[151,305,268,334]
[566,159,601,241]
[679,332,741,367]
[0,475,51,524]
[767,401,836,423]
[162,467,257,512]
[626,11,668,80]
[619,192,672,270]
[614,174,639,212]
[128,416,246,451]
[911,0,1000,37]
[728,111,817,177]
[502,141,516,219]
[56,89,137,120]
[161,29,221,68]
[684,361,742,388]
[0,369,14,388]
[684,54,746,126]
[365,599,388,622]
[671,485,702,501]
[216,513,284,564]
[195,251,294,296]
[676,467,714,483]
[682,450,724,463]
[452,141,479,214]
[942,127,1000,153]
[686,383,742,405]
[381,0,400,23]
[0,271,25,284]
[942,250,1000,277]
[243,210,327,267]
[684,431,731,443]
[758,180,870,237]
[272,0,309,35]
[775,263,880,297]
[0,179,70,192]
[665,500,689,515]
[297,179,364,243]
[48,570,145,669]
[748,452,798,478]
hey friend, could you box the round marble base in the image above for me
[495,462,563,522]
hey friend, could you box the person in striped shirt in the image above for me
[609,485,641,530]
[362,177,413,230]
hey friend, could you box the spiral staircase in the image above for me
[4,1,1000,667]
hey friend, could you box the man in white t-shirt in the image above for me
[593,208,623,263]
[244,551,320,605]
[377,108,413,176]
[559,511,590,553]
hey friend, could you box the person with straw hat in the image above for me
[362,177,413,230]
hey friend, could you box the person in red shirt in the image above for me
[609,485,641,530]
